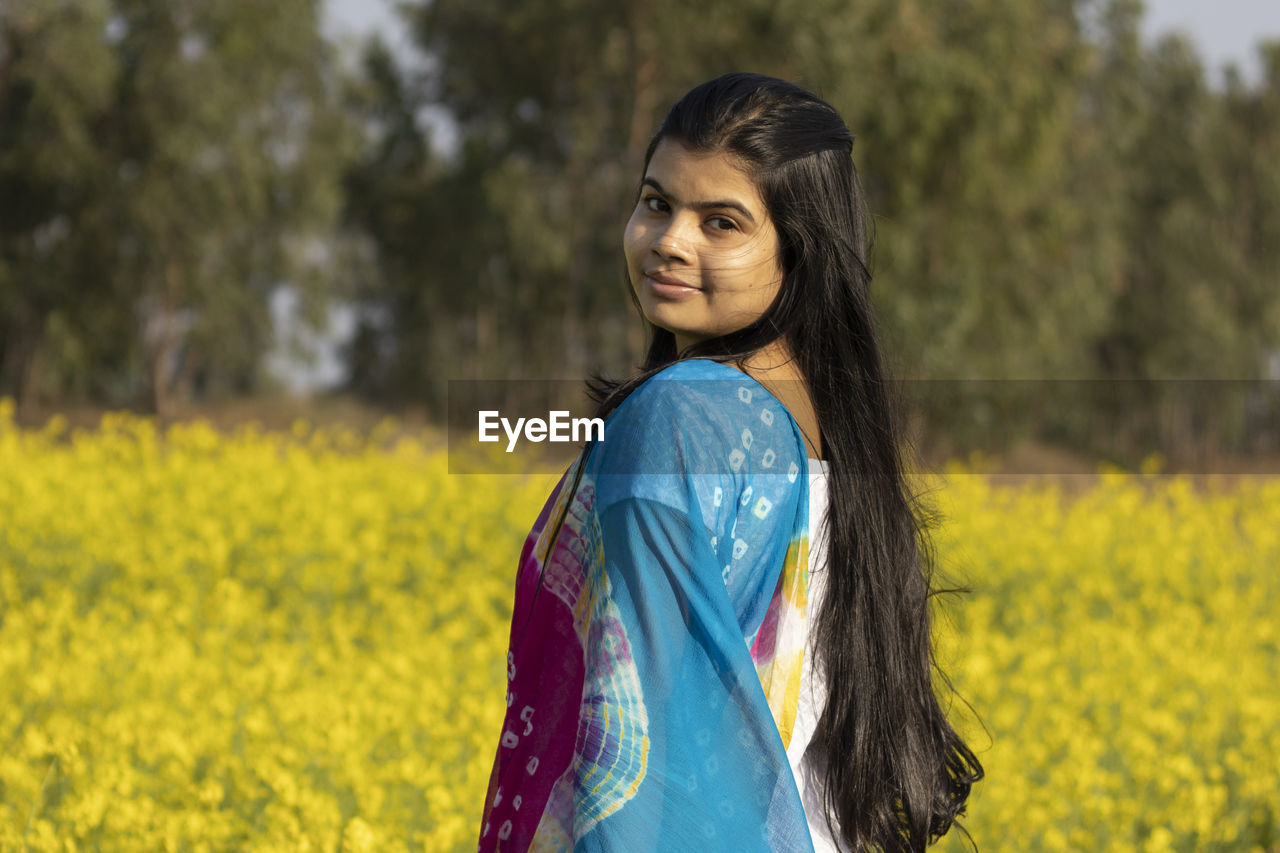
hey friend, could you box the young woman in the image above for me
[478,72,983,852]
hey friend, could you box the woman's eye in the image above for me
[642,196,668,213]
[709,216,737,232]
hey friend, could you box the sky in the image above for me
[1140,0,1280,84]
[324,0,1280,85]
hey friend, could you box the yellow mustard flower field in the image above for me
[1,401,1277,852]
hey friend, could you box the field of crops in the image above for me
[2,400,1277,852]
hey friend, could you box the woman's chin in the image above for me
[641,306,691,338]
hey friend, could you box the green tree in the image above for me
[0,0,353,415]
[348,0,859,413]
[1217,43,1280,378]
[794,0,1119,450]
[356,0,1113,441]
[103,0,353,414]
[0,0,118,409]
[348,0,1278,460]
[1085,28,1280,460]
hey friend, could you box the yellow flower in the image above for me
[1,404,1276,851]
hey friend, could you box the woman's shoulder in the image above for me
[596,358,807,479]
[649,357,745,383]
[618,358,778,418]
[591,358,809,525]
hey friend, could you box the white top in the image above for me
[786,458,847,852]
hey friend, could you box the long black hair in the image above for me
[590,72,983,852]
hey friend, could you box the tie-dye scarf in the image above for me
[478,359,815,852]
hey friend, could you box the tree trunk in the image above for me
[147,262,183,421]
[0,298,47,418]
[626,1,658,173]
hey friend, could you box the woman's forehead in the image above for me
[644,139,765,210]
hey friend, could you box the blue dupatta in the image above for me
[478,359,815,851]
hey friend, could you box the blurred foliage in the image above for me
[1,0,1278,460]
[0,0,355,416]
[344,0,1280,460]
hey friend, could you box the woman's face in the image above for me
[624,139,785,351]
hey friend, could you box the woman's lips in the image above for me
[644,274,699,298]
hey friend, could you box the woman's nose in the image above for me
[651,216,695,261]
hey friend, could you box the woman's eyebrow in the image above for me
[640,177,757,225]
